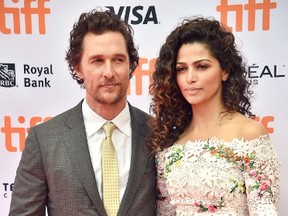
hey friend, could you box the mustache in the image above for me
[99,78,120,86]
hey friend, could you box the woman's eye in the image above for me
[196,64,208,70]
[176,67,186,73]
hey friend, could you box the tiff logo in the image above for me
[0,0,51,34]
[217,0,277,31]
[1,115,52,152]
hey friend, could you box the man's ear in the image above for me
[75,66,83,79]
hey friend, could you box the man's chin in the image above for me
[96,96,124,106]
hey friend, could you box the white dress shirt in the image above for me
[82,99,132,201]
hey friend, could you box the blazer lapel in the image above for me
[62,101,107,216]
[118,104,151,215]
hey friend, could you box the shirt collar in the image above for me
[82,99,131,137]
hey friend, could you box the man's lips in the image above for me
[99,82,119,88]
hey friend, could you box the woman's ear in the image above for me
[222,70,229,81]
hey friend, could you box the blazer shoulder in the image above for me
[32,101,83,132]
[128,103,151,121]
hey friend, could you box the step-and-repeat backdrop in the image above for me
[1,0,287,215]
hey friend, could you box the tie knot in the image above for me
[103,122,116,138]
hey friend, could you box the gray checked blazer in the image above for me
[9,101,156,216]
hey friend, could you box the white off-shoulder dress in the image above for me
[156,135,280,215]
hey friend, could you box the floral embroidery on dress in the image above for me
[194,196,225,213]
[156,135,280,216]
[204,139,274,199]
[249,162,274,198]
[165,146,184,174]
[230,176,245,193]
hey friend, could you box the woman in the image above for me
[149,17,280,215]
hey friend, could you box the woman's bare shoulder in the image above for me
[232,113,268,140]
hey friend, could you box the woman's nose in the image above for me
[186,68,196,83]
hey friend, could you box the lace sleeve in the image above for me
[243,135,280,216]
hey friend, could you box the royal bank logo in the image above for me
[0,63,16,87]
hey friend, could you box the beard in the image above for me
[90,78,130,105]
[95,88,127,105]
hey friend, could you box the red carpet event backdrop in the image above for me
[0,0,287,215]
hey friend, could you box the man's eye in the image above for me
[114,57,125,63]
[92,58,103,64]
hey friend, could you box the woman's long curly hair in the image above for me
[149,17,253,155]
[65,9,139,87]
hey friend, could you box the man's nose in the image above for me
[103,61,113,79]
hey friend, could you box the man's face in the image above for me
[76,31,130,107]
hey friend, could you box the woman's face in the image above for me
[176,42,228,107]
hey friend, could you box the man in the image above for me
[9,9,156,216]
